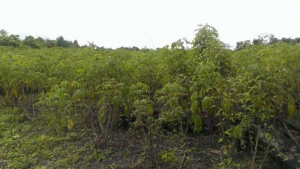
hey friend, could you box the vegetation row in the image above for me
[1,24,300,168]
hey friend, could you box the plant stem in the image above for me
[251,125,260,169]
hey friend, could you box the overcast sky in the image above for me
[1,0,299,48]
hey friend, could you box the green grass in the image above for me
[0,107,103,168]
[0,106,277,169]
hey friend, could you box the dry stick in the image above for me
[259,143,270,169]
[103,116,113,144]
[91,113,100,144]
[284,120,300,131]
[219,115,226,143]
[283,122,300,147]
[249,132,254,154]
[148,133,159,168]
[25,113,33,121]
[32,104,36,118]
[251,125,260,169]
[179,152,187,169]
[91,112,96,135]
[185,117,189,135]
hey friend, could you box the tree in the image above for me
[0,29,8,37]
[252,34,270,45]
[171,39,185,50]
[0,30,20,47]
[295,37,300,44]
[191,23,232,77]
[73,40,80,48]
[45,39,56,48]
[281,37,297,45]
[56,36,71,48]
[235,40,251,50]
[87,41,99,49]
[192,24,221,55]
[268,34,279,44]
[23,36,40,48]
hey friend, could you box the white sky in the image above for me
[1,0,299,48]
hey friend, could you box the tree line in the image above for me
[1,28,300,51]
[235,34,300,50]
[0,29,80,48]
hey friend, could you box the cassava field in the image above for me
[1,25,300,168]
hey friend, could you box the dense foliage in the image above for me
[1,25,300,168]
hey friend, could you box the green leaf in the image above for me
[221,98,231,111]
[190,114,202,133]
[233,125,243,139]
[191,101,200,114]
[288,100,296,116]
[67,119,74,129]
[240,115,251,127]
[202,96,213,110]
[191,91,198,101]
[218,138,223,143]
